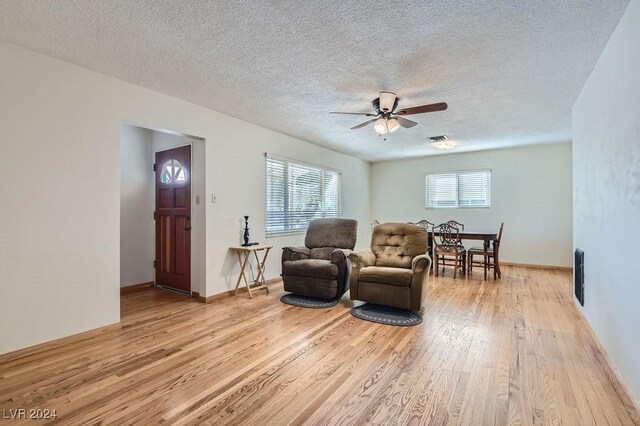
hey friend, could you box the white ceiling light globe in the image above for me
[374,118,388,134]
[387,118,400,132]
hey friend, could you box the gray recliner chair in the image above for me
[281,218,358,300]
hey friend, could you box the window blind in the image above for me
[425,170,491,208]
[265,155,342,235]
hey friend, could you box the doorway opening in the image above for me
[119,123,205,306]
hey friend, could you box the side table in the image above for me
[229,245,273,298]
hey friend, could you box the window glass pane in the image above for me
[266,156,342,235]
[458,171,490,207]
[426,173,458,208]
[175,167,186,182]
[160,159,186,183]
[425,170,490,209]
[266,158,286,233]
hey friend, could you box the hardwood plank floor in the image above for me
[1,266,638,425]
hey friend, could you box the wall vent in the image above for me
[575,249,585,306]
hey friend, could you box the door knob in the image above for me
[183,225,192,231]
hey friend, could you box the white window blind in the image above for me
[425,170,491,208]
[265,155,342,235]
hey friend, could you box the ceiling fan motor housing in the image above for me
[379,92,397,112]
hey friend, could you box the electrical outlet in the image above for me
[211,194,217,203]
[195,195,200,205]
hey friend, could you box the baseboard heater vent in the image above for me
[575,249,585,306]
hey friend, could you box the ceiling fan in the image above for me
[330,91,447,135]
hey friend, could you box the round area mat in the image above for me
[280,294,339,309]
[351,304,422,326]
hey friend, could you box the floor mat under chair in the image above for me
[280,294,339,309]
[351,304,423,326]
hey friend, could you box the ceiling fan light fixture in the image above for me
[374,118,388,134]
[387,118,400,132]
[332,92,447,136]
[431,140,458,150]
[430,135,457,150]
[379,92,396,112]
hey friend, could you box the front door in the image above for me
[155,145,191,293]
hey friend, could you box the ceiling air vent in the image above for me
[429,135,448,143]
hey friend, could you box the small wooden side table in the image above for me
[229,245,273,298]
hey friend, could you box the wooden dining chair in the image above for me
[468,223,503,279]
[447,220,464,230]
[409,220,435,254]
[432,222,466,278]
[410,219,435,229]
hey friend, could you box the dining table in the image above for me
[427,228,499,280]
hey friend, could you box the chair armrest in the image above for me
[331,248,352,264]
[349,250,376,268]
[282,246,310,263]
[331,249,352,297]
[410,254,432,311]
[412,254,432,273]
[348,251,376,300]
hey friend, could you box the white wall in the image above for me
[151,131,206,295]
[371,143,573,267]
[573,0,640,401]
[0,42,370,354]
[219,145,372,290]
[120,124,154,287]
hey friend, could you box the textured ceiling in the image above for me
[0,0,629,161]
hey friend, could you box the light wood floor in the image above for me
[1,267,638,425]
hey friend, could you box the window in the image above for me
[265,154,342,235]
[160,159,186,183]
[425,169,491,208]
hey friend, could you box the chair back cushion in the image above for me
[309,247,335,260]
[305,218,358,250]
[371,223,427,268]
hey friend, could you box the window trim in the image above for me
[264,153,343,237]
[424,169,492,210]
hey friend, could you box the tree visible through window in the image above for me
[266,155,342,235]
[425,170,491,208]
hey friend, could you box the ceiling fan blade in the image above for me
[395,102,448,116]
[329,111,377,116]
[395,116,418,128]
[351,119,377,129]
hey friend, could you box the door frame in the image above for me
[120,120,206,298]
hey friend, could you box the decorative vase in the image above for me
[242,216,250,246]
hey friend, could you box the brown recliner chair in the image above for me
[281,218,358,300]
[349,222,432,312]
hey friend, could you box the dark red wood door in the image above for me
[155,145,191,293]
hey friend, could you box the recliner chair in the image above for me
[281,218,358,300]
[349,222,431,311]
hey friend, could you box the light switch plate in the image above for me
[211,194,217,203]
